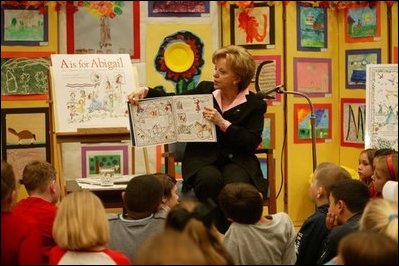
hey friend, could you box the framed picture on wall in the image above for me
[1,5,48,46]
[66,2,140,59]
[345,48,381,89]
[1,107,51,179]
[1,52,51,101]
[341,98,366,148]
[345,2,381,43]
[294,57,331,97]
[296,2,327,51]
[294,103,332,144]
[258,113,275,149]
[148,1,210,17]
[230,2,275,49]
[81,144,129,178]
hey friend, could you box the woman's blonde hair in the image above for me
[360,198,398,242]
[212,45,256,91]
[52,190,109,250]
[166,199,233,265]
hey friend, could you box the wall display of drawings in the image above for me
[148,1,209,17]
[294,103,332,144]
[1,107,51,180]
[50,54,137,133]
[345,2,380,43]
[252,55,282,105]
[365,64,398,150]
[345,48,381,89]
[294,57,331,97]
[341,98,366,148]
[66,1,140,59]
[296,2,327,51]
[81,144,129,178]
[1,53,50,100]
[229,2,275,49]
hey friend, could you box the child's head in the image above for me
[22,160,59,203]
[360,198,398,242]
[358,149,377,183]
[166,199,232,265]
[309,162,352,204]
[135,229,207,265]
[52,190,109,250]
[337,231,398,265]
[153,173,179,209]
[373,152,398,194]
[329,179,369,224]
[218,182,263,224]
[123,174,163,215]
[1,160,17,210]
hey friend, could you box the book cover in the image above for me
[128,94,217,147]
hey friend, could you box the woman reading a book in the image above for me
[128,45,267,233]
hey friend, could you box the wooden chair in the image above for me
[162,143,277,214]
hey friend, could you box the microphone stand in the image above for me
[275,86,317,172]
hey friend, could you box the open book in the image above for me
[128,94,217,147]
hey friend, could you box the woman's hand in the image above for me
[127,86,149,105]
[203,107,225,127]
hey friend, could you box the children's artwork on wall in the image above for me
[294,58,331,97]
[341,98,366,148]
[345,2,381,43]
[66,2,140,59]
[230,2,275,49]
[1,5,48,46]
[251,55,282,105]
[50,54,137,133]
[154,31,204,94]
[345,48,381,89]
[81,144,129,178]
[258,113,275,149]
[365,64,398,150]
[1,52,50,101]
[148,1,209,17]
[1,107,51,165]
[296,2,327,51]
[6,147,47,181]
[294,103,332,144]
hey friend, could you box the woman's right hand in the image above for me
[127,86,149,105]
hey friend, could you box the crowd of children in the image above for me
[1,147,398,265]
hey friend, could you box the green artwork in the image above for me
[88,154,122,175]
[347,6,377,38]
[1,57,50,95]
[3,9,45,41]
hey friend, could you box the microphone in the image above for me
[256,85,285,100]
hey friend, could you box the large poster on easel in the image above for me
[365,64,398,150]
[50,54,136,132]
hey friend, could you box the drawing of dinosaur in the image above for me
[238,11,267,43]
[8,128,36,144]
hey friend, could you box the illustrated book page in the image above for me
[128,94,217,147]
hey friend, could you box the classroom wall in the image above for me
[1,1,397,222]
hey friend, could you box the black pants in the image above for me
[189,158,251,233]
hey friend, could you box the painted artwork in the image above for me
[6,148,47,180]
[252,55,282,105]
[1,107,51,165]
[294,103,332,143]
[148,1,209,17]
[81,145,129,178]
[50,54,137,133]
[66,2,140,59]
[297,3,327,51]
[341,98,366,148]
[1,5,48,46]
[230,2,275,49]
[365,64,398,150]
[345,3,380,43]
[1,56,50,96]
[294,58,331,97]
[258,113,275,149]
[345,49,381,89]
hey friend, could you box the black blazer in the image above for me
[147,81,268,197]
